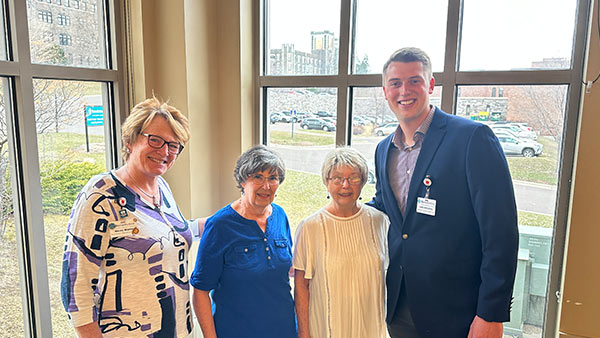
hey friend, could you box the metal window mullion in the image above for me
[336,0,351,146]
[106,0,126,167]
[454,70,572,85]
[440,0,462,114]
[261,0,268,77]
[259,75,341,87]
[30,63,120,82]
[544,0,592,336]
[8,0,53,336]
[0,60,18,75]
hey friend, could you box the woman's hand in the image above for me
[75,322,103,338]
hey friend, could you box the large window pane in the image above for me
[265,0,340,76]
[457,85,567,337]
[266,88,336,228]
[0,79,25,336]
[460,0,577,71]
[33,79,108,337]
[353,0,448,74]
[350,86,442,186]
[27,0,108,68]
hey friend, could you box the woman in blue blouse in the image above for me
[191,145,296,338]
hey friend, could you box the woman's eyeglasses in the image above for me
[247,174,280,185]
[328,176,363,186]
[142,133,184,155]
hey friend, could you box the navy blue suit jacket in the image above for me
[369,108,519,337]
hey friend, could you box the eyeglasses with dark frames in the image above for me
[142,133,184,155]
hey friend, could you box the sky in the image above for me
[267,0,578,72]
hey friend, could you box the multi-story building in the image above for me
[269,30,339,75]
[27,0,105,68]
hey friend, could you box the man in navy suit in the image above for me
[369,47,519,338]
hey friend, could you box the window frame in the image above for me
[56,13,69,26]
[58,32,70,45]
[37,9,52,23]
[255,0,592,336]
[0,0,127,335]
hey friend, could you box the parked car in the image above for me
[491,128,522,141]
[296,112,315,123]
[374,122,399,136]
[362,115,377,124]
[270,112,285,124]
[353,116,367,126]
[300,117,336,131]
[317,111,334,118]
[321,117,336,126]
[496,134,543,157]
[367,159,376,184]
[490,123,537,140]
[279,111,294,123]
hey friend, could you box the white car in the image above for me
[496,134,543,157]
[490,124,537,140]
[374,122,398,136]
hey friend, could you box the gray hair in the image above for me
[382,47,432,82]
[321,147,368,185]
[234,145,286,192]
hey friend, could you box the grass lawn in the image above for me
[275,169,376,234]
[38,132,107,166]
[506,136,559,186]
[518,211,554,228]
[0,131,106,337]
[269,130,334,147]
[1,214,75,337]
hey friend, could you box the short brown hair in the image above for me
[121,97,190,161]
[382,47,432,82]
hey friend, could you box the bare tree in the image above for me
[0,94,12,238]
[33,79,85,134]
[0,78,86,237]
[523,85,567,142]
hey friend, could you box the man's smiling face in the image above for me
[382,61,435,126]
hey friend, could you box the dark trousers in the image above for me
[387,279,421,338]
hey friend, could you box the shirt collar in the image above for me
[392,105,436,149]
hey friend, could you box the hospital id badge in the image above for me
[109,218,139,238]
[416,197,436,216]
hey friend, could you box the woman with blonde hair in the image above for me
[294,147,389,338]
[61,97,201,337]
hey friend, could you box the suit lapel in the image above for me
[381,135,404,225]
[404,108,448,220]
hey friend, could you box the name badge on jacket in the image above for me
[416,197,436,216]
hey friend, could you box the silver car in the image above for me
[496,134,543,157]
[490,124,538,140]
